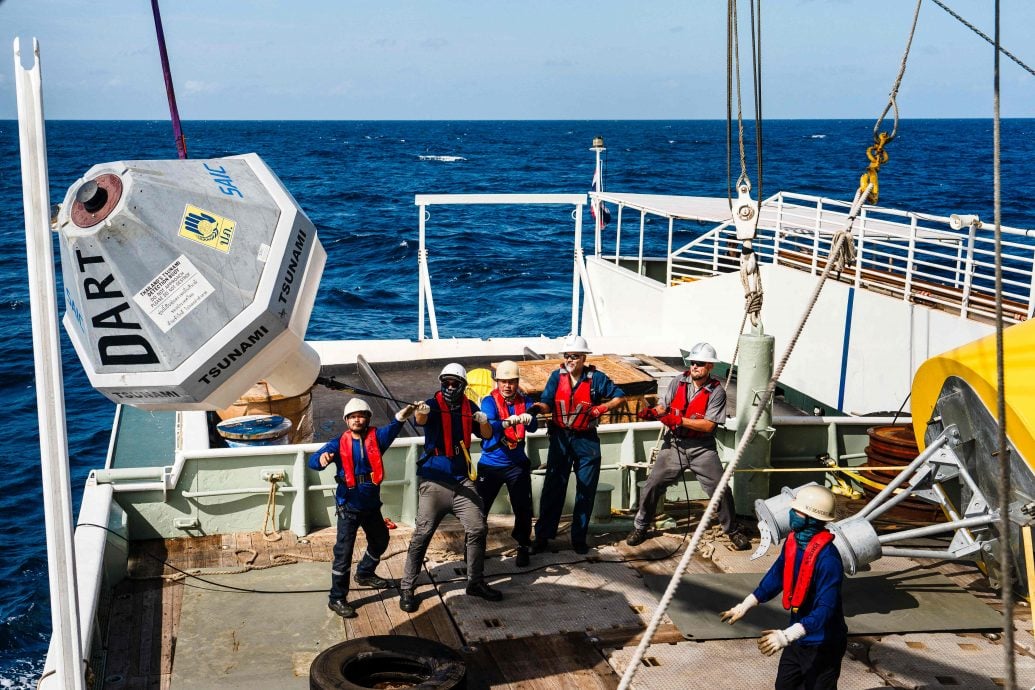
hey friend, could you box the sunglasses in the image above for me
[689,360,710,367]
[441,378,464,390]
[562,353,584,360]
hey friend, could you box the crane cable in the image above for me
[991,2,1017,687]
[724,0,765,391]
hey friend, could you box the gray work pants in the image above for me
[634,435,736,533]
[400,477,488,591]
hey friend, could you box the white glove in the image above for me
[515,412,533,425]
[503,413,533,428]
[758,623,805,656]
[472,411,488,424]
[719,593,757,625]
[395,403,416,422]
[415,402,431,416]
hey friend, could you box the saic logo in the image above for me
[178,204,236,253]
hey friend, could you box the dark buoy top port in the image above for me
[76,180,108,213]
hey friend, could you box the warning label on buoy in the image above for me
[133,255,215,332]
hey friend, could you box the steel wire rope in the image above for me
[618,185,869,690]
[992,2,1017,686]
[930,0,1035,78]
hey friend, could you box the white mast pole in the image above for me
[14,38,86,690]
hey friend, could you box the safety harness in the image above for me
[338,427,384,488]
[669,375,721,438]
[781,530,836,612]
[552,365,596,431]
[491,388,526,448]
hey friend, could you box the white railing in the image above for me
[660,192,1035,324]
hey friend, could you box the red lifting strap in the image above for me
[782,530,835,611]
[435,392,472,456]
[491,388,526,448]
[338,427,384,488]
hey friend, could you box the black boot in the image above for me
[354,573,393,589]
[515,546,530,567]
[626,527,650,546]
[399,589,418,613]
[466,580,503,601]
[328,599,357,618]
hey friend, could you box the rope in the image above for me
[991,3,1016,686]
[130,548,325,582]
[739,247,764,327]
[618,187,865,690]
[724,309,750,390]
[262,480,282,542]
[930,0,1035,78]
[860,0,921,204]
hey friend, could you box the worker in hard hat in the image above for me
[399,363,497,613]
[719,484,847,689]
[528,335,627,555]
[627,342,752,551]
[477,360,539,567]
[309,397,413,618]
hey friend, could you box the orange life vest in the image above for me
[553,365,595,431]
[491,388,526,448]
[782,530,836,611]
[434,392,473,456]
[338,427,384,488]
[669,375,720,438]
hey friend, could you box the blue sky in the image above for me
[1,0,1033,120]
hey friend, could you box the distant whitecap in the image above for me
[810,134,826,139]
[418,154,467,162]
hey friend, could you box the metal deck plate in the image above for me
[172,562,342,689]
[643,569,1003,640]
[869,633,1035,688]
[607,639,889,690]
[427,545,668,642]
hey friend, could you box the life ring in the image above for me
[309,635,467,690]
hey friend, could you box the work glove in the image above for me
[472,411,488,424]
[758,623,805,656]
[503,413,534,428]
[659,411,683,429]
[589,404,609,419]
[719,593,758,625]
[395,403,417,422]
[415,402,431,416]
[637,408,658,421]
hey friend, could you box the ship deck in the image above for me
[104,501,1035,690]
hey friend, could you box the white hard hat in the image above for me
[343,398,372,419]
[686,342,719,363]
[495,360,520,380]
[439,362,468,383]
[790,484,836,521]
[561,334,592,354]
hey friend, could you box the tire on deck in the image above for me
[309,634,467,690]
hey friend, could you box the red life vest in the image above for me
[781,530,836,611]
[338,427,384,488]
[434,392,473,456]
[669,375,720,438]
[553,365,595,431]
[491,388,526,448]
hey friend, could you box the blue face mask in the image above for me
[788,510,824,549]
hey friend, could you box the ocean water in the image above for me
[1,118,1034,685]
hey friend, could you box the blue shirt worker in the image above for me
[528,335,626,555]
[477,360,539,568]
[626,342,751,551]
[309,397,409,619]
[719,485,848,690]
[399,363,499,613]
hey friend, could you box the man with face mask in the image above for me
[477,360,538,567]
[719,484,847,689]
[528,335,626,555]
[626,342,752,551]
[309,397,412,618]
[399,363,496,613]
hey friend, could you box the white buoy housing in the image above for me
[55,154,326,410]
